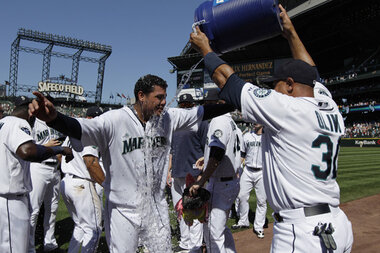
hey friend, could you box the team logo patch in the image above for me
[253,88,272,98]
[20,127,31,135]
[213,129,223,138]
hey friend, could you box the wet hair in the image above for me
[134,74,168,101]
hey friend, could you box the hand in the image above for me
[279,4,296,40]
[190,26,213,56]
[166,170,172,187]
[29,91,57,123]
[195,157,205,170]
[62,147,74,163]
[189,182,202,197]
[45,139,61,147]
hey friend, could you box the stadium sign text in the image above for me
[38,81,84,95]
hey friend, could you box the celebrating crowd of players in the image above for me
[0,5,354,253]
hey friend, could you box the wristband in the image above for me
[51,146,64,155]
[204,52,226,77]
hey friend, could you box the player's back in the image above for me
[262,88,344,212]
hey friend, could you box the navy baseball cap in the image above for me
[178,93,194,103]
[14,96,31,107]
[263,59,317,87]
[86,106,103,117]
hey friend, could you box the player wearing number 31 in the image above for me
[190,4,353,253]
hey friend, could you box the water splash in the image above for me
[165,58,204,109]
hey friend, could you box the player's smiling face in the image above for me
[142,85,167,119]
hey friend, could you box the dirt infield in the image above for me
[233,194,380,253]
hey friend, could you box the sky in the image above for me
[0,0,205,105]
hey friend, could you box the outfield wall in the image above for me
[341,138,380,147]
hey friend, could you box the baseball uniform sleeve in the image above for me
[77,113,112,151]
[241,133,247,154]
[5,118,34,153]
[208,117,230,151]
[240,83,292,134]
[82,145,99,158]
[168,106,204,132]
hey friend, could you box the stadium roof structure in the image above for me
[168,0,380,77]
[9,28,112,103]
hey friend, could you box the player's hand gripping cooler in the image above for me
[175,174,210,226]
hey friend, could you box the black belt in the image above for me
[43,161,58,166]
[246,166,261,171]
[220,177,234,182]
[274,204,331,222]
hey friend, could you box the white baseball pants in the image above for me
[205,178,239,253]
[236,167,267,231]
[0,195,30,253]
[171,177,203,252]
[60,174,102,253]
[271,206,353,253]
[28,163,60,252]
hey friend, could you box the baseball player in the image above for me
[167,93,208,253]
[232,123,267,239]
[29,74,234,253]
[0,96,73,253]
[189,107,241,253]
[60,135,104,253]
[85,106,106,223]
[28,116,64,252]
[190,4,353,252]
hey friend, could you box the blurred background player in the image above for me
[0,96,72,253]
[28,96,64,253]
[167,93,208,253]
[85,106,106,226]
[60,131,104,252]
[189,99,241,253]
[232,123,267,239]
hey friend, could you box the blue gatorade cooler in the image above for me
[194,0,283,54]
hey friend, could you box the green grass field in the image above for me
[34,147,380,252]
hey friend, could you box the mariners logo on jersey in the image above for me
[122,136,167,154]
[252,88,272,98]
[21,127,31,135]
[212,129,223,139]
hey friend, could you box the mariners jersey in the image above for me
[240,82,344,212]
[204,113,241,178]
[0,116,33,195]
[242,131,262,169]
[76,105,204,210]
[32,118,61,163]
[171,120,208,178]
[61,137,99,180]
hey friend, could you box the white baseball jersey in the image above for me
[32,118,61,163]
[0,116,33,195]
[242,131,262,169]
[240,82,344,212]
[204,113,241,178]
[61,137,99,180]
[76,105,204,210]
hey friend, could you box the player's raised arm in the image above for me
[29,91,82,140]
[279,4,315,66]
[190,26,245,111]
